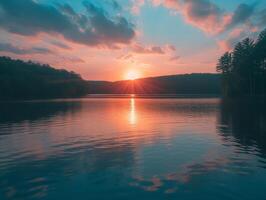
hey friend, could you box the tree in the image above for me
[255,29,266,94]
[0,56,88,100]
[217,52,232,74]
[216,52,232,96]
[217,28,266,97]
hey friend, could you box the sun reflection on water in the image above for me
[129,97,137,125]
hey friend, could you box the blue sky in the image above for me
[0,0,265,80]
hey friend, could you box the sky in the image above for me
[0,0,265,81]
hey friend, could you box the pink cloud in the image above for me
[181,3,232,34]
[131,0,145,14]
[218,26,259,51]
[169,55,180,61]
[167,44,177,51]
[151,0,257,35]
[131,43,165,54]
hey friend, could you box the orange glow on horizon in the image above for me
[124,69,141,80]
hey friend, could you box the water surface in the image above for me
[0,97,266,200]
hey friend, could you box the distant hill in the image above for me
[0,56,87,100]
[87,74,221,95]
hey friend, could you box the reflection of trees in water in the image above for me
[218,99,266,157]
[0,101,81,125]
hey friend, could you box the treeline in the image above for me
[87,73,221,95]
[217,29,266,97]
[0,57,87,100]
[0,57,222,100]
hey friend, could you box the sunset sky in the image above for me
[0,0,265,80]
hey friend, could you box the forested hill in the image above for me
[87,74,221,95]
[0,56,87,100]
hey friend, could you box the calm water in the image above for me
[0,97,266,200]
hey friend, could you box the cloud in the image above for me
[131,0,145,14]
[83,1,135,44]
[151,0,260,35]
[226,3,255,30]
[0,42,52,55]
[117,53,133,60]
[218,26,258,51]
[108,0,121,10]
[131,44,165,54]
[50,40,71,49]
[167,44,176,51]
[152,0,229,34]
[0,0,135,47]
[257,8,266,27]
[169,55,180,61]
[123,54,133,60]
[59,56,85,64]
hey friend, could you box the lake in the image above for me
[0,97,266,200]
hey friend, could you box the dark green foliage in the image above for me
[0,56,87,100]
[217,29,266,97]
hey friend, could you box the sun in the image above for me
[125,70,140,80]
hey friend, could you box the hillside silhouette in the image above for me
[87,74,221,95]
[0,57,87,100]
